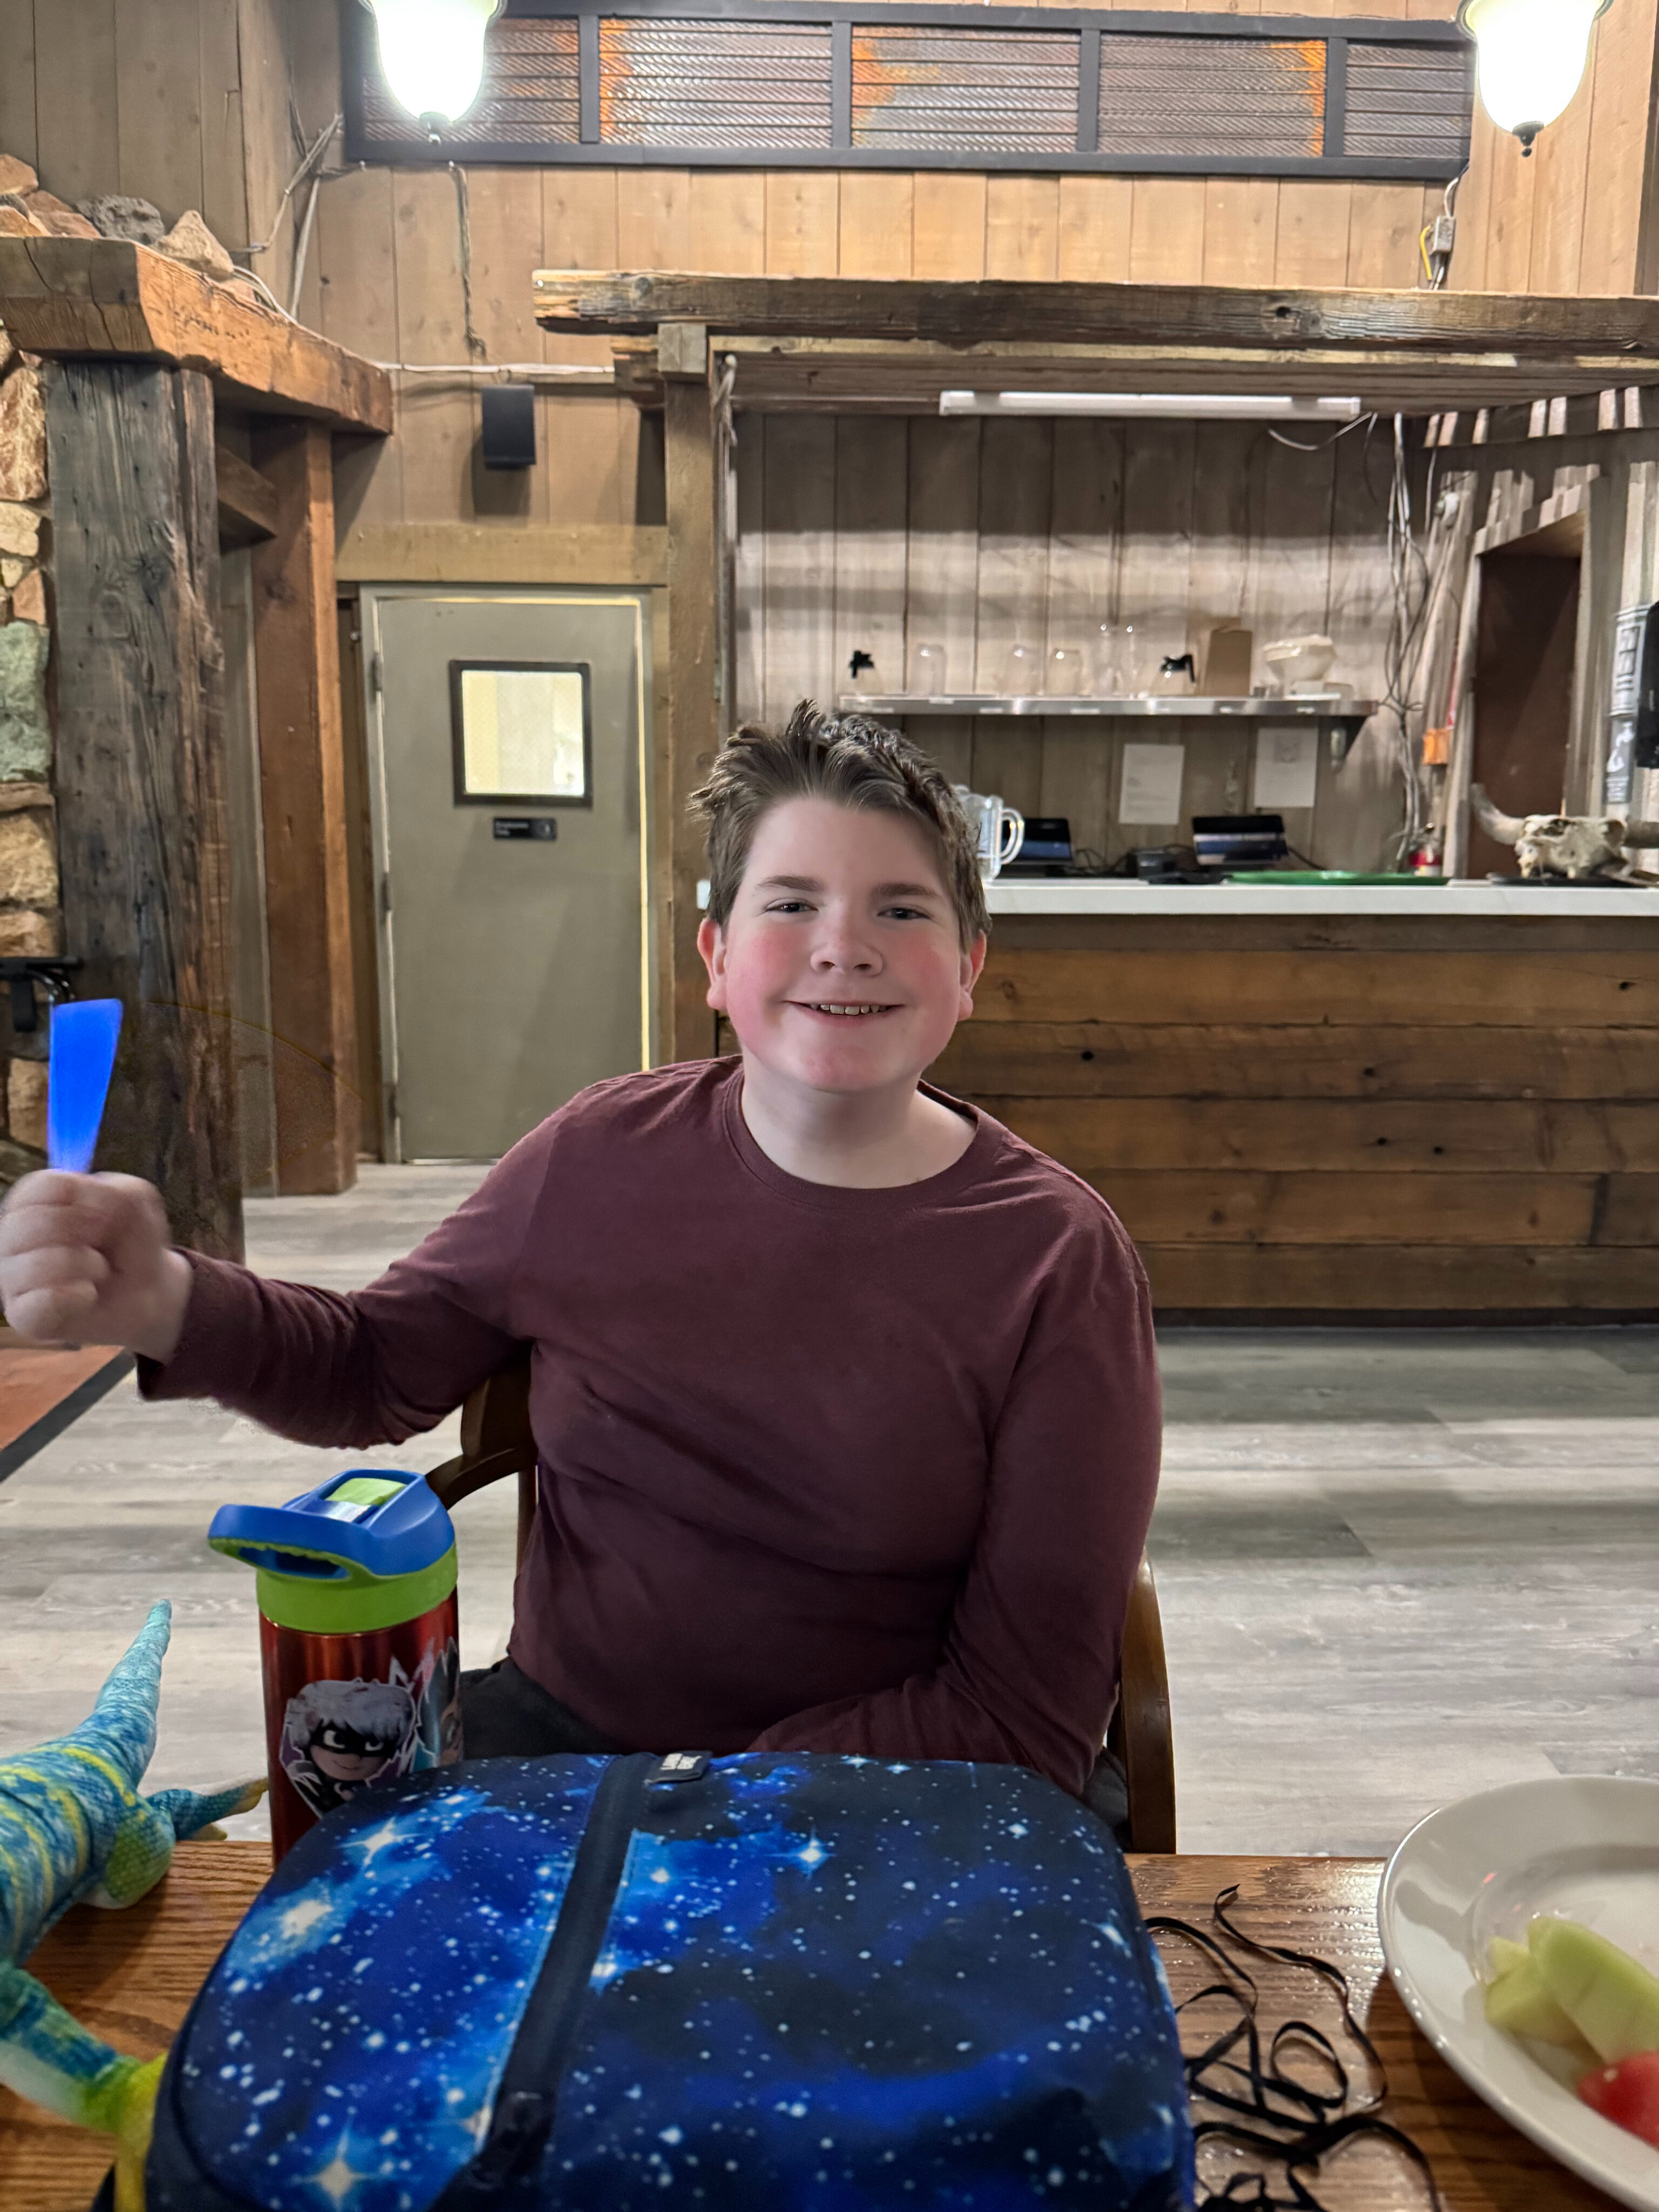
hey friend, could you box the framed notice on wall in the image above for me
[450,660,593,806]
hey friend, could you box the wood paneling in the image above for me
[737,414,1399,862]
[1451,0,1659,296]
[932,1021,1659,1101]
[912,173,988,281]
[1143,1243,1659,1312]
[47,363,243,1258]
[934,934,1659,1316]
[1083,1169,1599,1245]
[981,1096,1659,1174]
[976,948,1659,1025]
[7,0,1461,574]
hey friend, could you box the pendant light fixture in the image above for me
[1456,0,1610,154]
[360,0,504,132]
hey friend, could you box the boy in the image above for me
[0,707,1159,1822]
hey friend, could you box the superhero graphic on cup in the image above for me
[280,1639,460,1822]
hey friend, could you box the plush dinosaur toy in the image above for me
[0,1599,265,2210]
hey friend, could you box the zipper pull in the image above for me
[652,1751,711,1785]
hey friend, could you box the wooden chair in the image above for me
[428,1357,1177,1852]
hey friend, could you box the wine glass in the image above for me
[909,639,948,694]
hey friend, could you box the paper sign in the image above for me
[1253,724,1320,811]
[1118,743,1186,825]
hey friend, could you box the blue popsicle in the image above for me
[46,1000,123,1174]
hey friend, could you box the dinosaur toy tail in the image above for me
[0,1961,163,2208]
[79,1600,172,1786]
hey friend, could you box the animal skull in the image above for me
[1470,786,1659,879]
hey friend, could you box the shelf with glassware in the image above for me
[839,627,1374,726]
[836,694,1378,721]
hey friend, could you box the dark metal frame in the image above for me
[449,659,595,808]
[343,0,1471,179]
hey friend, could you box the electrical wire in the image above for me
[1368,414,1440,865]
[1267,412,1376,454]
[242,110,341,265]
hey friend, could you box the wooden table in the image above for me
[0,1846,1608,2210]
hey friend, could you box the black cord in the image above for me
[1146,1887,1445,2212]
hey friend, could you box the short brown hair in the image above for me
[689,702,989,947]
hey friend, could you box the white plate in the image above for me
[1379,1776,1659,2210]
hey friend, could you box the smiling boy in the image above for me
[0,706,1159,1819]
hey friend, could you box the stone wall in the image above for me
[0,305,60,1168]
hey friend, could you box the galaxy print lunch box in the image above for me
[142,1751,1195,2210]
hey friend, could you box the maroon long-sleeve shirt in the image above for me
[144,1059,1161,1794]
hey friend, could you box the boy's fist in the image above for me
[0,1172,192,1361]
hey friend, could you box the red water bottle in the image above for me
[209,1471,462,1859]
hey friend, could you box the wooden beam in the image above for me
[215,443,279,548]
[251,421,360,1193]
[335,522,668,587]
[0,238,393,434]
[703,336,1653,416]
[46,363,243,1259]
[535,270,1659,363]
[663,378,719,1064]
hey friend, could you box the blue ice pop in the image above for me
[46,1000,123,1174]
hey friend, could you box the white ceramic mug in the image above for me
[954,786,1025,880]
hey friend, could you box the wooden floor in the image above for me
[0,1164,1651,1856]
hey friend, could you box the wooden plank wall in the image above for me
[1449,0,1659,294]
[3,0,1456,548]
[0,0,300,306]
[735,413,1406,867]
[929,917,1659,1316]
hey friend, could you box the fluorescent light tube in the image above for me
[938,392,1365,420]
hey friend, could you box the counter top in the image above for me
[984,880,1659,916]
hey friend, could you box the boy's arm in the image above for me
[747,1235,1161,1797]
[137,1134,552,1448]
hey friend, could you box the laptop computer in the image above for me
[1002,816,1075,876]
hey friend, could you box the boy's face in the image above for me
[698,797,985,1098]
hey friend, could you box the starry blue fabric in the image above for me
[147,1755,1193,2212]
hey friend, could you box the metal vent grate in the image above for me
[1098,34,1326,159]
[359,16,579,145]
[852,28,1081,153]
[344,3,1472,179]
[598,18,834,146]
[1345,42,1474,162]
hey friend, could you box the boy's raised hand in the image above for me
[0,1172,192,1360]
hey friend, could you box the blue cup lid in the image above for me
[208,1470,454,1583]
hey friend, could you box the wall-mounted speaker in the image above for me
[480,383,536,470]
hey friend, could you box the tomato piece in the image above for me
[1579,2049,1659,2149]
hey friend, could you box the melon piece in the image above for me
[1529,1916,1659,2065]
[1579,2050,1659,2149]
[1489,1936,1531,1979]
[1485,1948,1592,2052]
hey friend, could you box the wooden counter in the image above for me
[932,889,1659,1319]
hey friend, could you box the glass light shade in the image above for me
[364,0,503,125]
[1458,0,1609,148]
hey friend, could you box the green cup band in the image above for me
[254,1546,457,1634]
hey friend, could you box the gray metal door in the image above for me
[364,589,649,1161]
